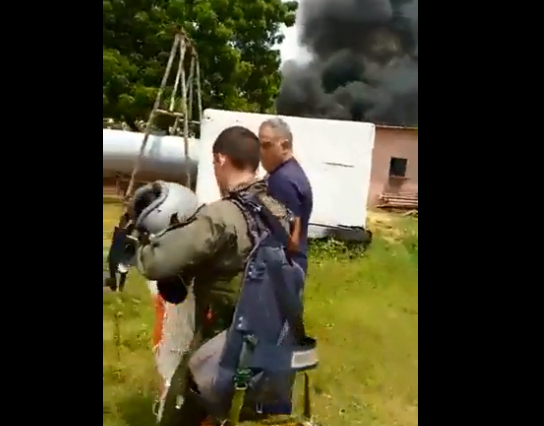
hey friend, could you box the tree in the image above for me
[103,0,297,127]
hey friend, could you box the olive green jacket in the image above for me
[137,179,290,339]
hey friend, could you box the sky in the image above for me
[278,23,312,64]
[278,1,312,64]
[279,24,300,63]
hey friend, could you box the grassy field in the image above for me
[103,203,418,426]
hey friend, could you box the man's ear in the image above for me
[215,153,226,166]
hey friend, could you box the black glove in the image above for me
[157,275,189,304]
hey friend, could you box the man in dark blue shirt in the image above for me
[258,117,313,417]
[259,118,313,275]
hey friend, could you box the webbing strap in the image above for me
[227,193,291,249]
[303,371,312,419]
[228,385,246,426]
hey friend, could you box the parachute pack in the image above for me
[163,192,319,425]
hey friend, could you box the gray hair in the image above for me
[261,117,293,148]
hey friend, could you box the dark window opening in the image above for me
[389,157,408,178]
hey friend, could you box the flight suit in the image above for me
[137,179,290,425]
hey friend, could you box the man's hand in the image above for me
[288,217,302,253]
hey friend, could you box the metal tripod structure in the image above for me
[125,30,203,198]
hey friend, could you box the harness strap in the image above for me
[228,192,291,256]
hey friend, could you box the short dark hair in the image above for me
[212,126,260,172]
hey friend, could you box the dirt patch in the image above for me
[367,210,413,243]
[367,210,397,227]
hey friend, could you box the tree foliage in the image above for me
[103,0,298,127]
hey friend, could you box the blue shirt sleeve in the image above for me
[267,174,303,217]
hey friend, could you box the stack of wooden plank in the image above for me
[377,192,419,211]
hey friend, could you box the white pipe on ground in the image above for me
[102,129,199,181]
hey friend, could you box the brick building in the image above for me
[368,125,418,207]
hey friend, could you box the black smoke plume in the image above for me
[276,0,418,127]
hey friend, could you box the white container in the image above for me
[196,109,375,238]
[103,110,376,239]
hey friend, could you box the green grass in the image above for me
[103,205,418,426]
